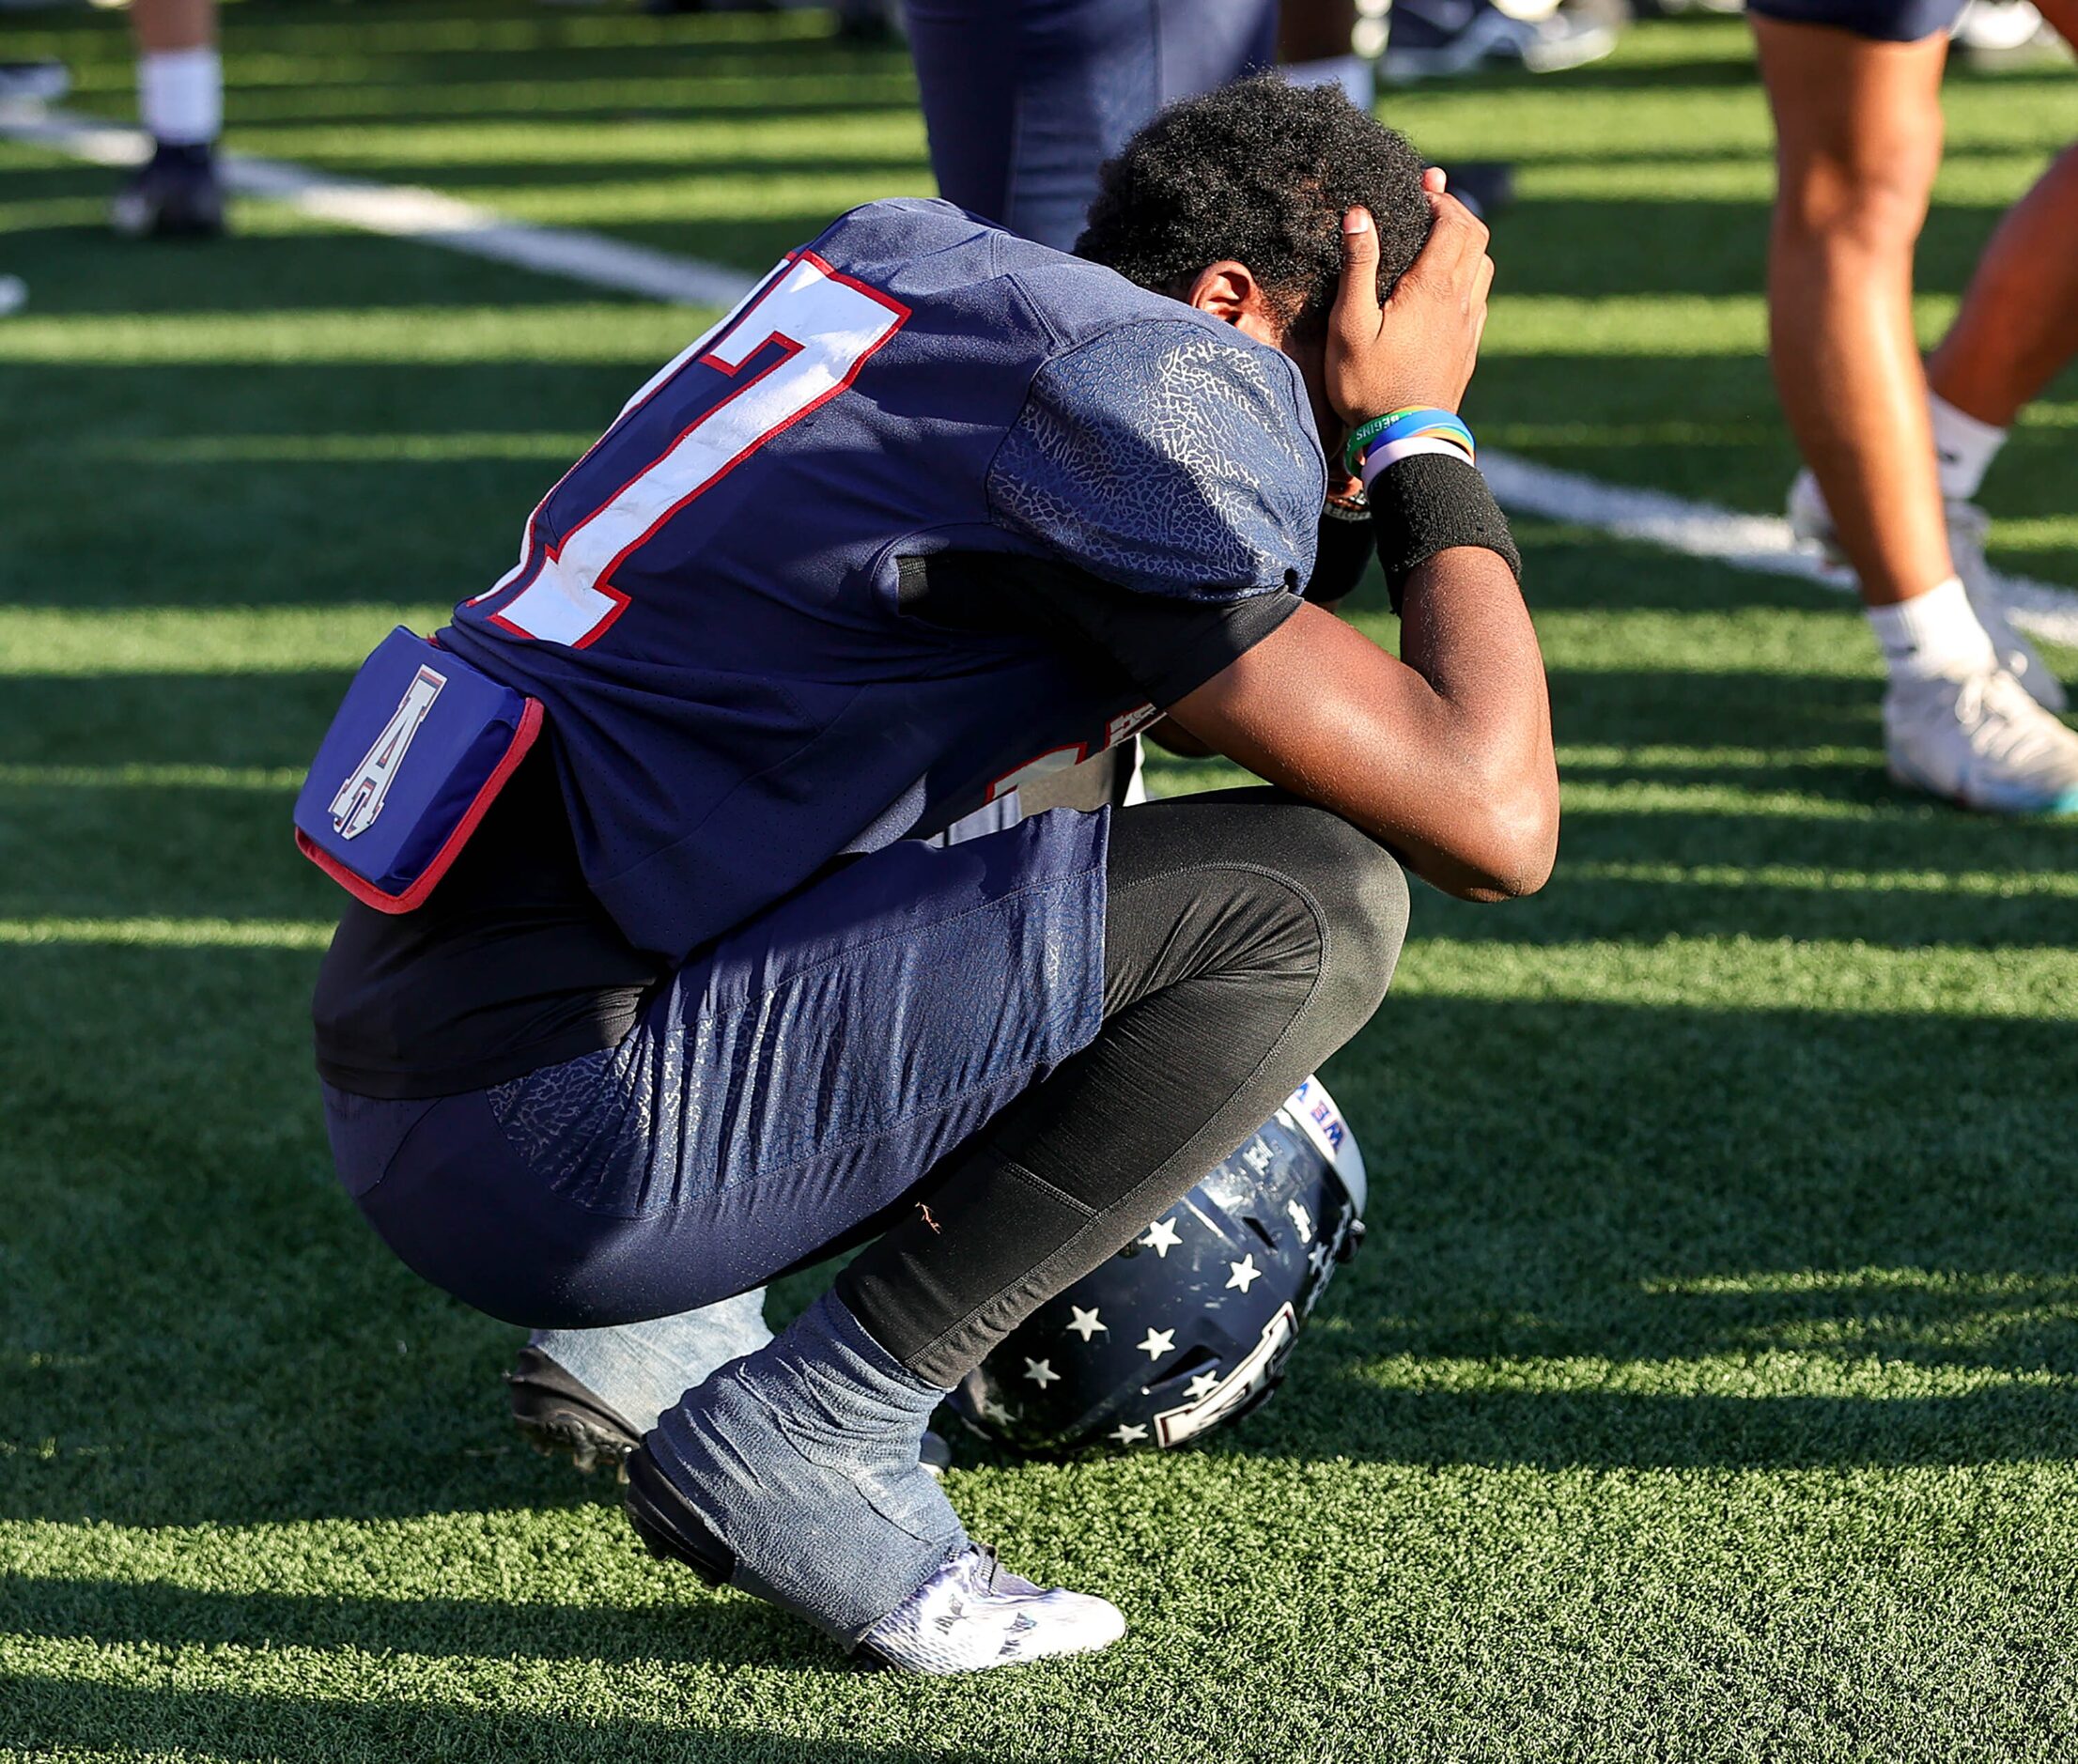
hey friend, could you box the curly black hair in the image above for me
[1075,75,1431,327]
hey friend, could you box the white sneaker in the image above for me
[1884,666,2078,815]
[1952,0,2052,52]
[1787,471,2067,712]
[858,1545,1125,1674]
[1939,501,2066,712]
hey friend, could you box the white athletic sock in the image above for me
[137,48,222,149]
[1928,390,2007,502]
[1282,54,1375,111]
[1868,576,1998,682]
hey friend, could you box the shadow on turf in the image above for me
[1436,850,2078,949]
[1458,49,2078,97]
[5,980,2074,1536]
[0,1571,845,1676]
[1469,200,2002,301]
[11,789,2075,945]
[0,1673,1010,1764]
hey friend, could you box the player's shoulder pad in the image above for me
[803,195,1008,288]
[986,313,1326,603]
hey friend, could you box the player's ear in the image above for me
[1184,260,1280,345]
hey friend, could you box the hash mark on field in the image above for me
[0,917,333,949]
[0,762,302,791]
[5,101,2074,642]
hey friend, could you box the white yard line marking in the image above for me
[1481,452,2078,649]
[8,101,2076,643]
[0,103,755,307]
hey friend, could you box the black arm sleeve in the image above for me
[1309,502,1378,606]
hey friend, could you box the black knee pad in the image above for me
[1103,788,1407,1041]
[1272,807,1409,1037]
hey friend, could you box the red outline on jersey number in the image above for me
[480,254,910,650]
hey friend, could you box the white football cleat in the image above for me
[1787,471,2066,712]
[858,1545,1125,1674]
[1884,666,2078,815]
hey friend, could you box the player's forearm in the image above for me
[1167,585,1555,903]
[1388,547,1558,900]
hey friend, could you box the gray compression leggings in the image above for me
[837,787,1410,1385]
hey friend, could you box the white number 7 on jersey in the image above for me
[473,253,909,648]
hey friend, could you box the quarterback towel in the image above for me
[294,627,543,913]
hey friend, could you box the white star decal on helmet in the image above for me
[1064,1305,1108,1342]
[1140,1216,1182,1258]
[1109,1421,1150,1445]
[1306,1240,1332,1279]
[1225,1253,1263,1294]
[1183,1368,1222,1401]
[1136,1326,1176,1361]
[1023,1357,1061,1388]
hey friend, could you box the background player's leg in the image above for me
[907,0,1277,253]
[1925,144,2078,433]
[1155,0,1281,105]
[131,0,215,58]
[115,0,225,239]
[1916,140,2078,709]
[1754,16,1951,610]
[1754,12,2078,811]
[1280,0,1375,107]
[902,0,1020,233]
[906,0,1152,251]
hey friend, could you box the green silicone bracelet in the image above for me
[1341,408,1422,477]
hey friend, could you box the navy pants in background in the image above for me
[906,0,1279,251]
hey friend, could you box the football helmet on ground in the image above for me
[949,1075,1366,1454]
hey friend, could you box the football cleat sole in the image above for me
[506,1345,643,1479]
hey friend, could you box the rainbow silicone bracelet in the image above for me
[1344,406,1474,476]
[1375,407,1474,454]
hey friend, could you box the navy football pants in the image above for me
[906,0,1279,251]
[324,791,1406,1385]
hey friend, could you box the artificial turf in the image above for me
[3,4,2076,1759]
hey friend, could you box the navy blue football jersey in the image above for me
[442,197,1326,960]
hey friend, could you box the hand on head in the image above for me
[1326,172,1494,427]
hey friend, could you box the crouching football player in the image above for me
[305,79,1556,1673]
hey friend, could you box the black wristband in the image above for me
[1364,452,1522,615]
